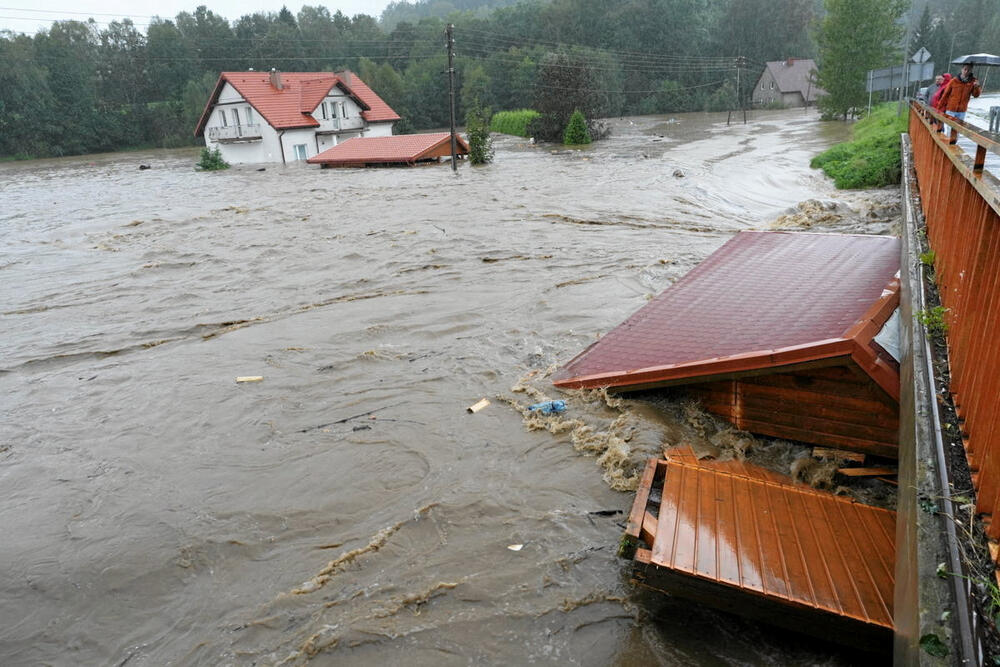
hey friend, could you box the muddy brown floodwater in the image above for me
[1,110,898,666]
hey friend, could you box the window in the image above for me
[246,107,254,125]
[330,101,337,119]
[761,81,765,90]
[219,110,227,127]
[232,108,241,126]
[321,102,328,120]
[770,81,775,90]
[293,144,307,161]
[340,102,347,118]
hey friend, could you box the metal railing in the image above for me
[908,101,1000,539]
[207,124,263,142]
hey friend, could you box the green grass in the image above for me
[490,109,540,138]
[811,104,909,189]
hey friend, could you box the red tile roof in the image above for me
[194,70,400,136]
[306,133,469,166]
[553,231,900,393]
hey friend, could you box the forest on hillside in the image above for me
[1,0,998,158]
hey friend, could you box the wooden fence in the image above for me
[909,103,1000,539]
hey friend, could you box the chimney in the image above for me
[785,58,795,67]
[269,68,283,90]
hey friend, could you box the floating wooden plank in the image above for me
[813,447,866,463]
[837,467,897,477]
[466,398,490,413]
[626,455,895,653]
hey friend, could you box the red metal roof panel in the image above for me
[306,133,469,166]
[630,457,895,637]
[554,231,899,388]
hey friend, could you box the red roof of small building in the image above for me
[553,231,900,396]
[194,70,400,136]
[306,133,470,166]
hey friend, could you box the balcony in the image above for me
[207,124,263,143]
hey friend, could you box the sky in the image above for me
[0,0,394,34]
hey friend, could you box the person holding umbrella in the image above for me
[938,62,982,121]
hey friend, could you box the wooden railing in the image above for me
[908,102,1000,538]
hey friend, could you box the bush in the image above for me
[490,109,540,137]
[465,104,494,165]
[810,104,908,188]
[563,109,591,145]
[196,146,229,171]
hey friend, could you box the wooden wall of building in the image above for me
[677,364,899,459]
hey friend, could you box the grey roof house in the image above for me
[751,59,824,108]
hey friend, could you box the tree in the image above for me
[530,51,598,142]
[563,109,591,144]
[465,103,494,164]
[816,0,907,119]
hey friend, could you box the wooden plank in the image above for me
[736,385,900,427]
[837,467,897,478]
[625,458,659,538]
[641,511,658,546]
[731,475,765,593]
[695,470,720,579]
[714,471,743,587]
[734,417,898,459]
[672,462,702,573]
[651,461,683,567]
[734,404,898,444]
[734,380,897,416]
[813,447,866,463]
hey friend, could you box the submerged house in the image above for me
[553,231,901,459]
[751,59,823,108]
[193,70,400,165]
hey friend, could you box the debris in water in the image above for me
[467,398,490,413]
[235,376,263,383]
[528,400,567,415]
[507,544,524,551]
[138,164,151,170]
[673,169,684,177]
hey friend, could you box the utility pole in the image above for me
[446,24,457,172]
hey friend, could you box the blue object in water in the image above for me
[528,400,567,415]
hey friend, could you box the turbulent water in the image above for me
[1,110,898,666]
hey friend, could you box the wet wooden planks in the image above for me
[626,456,895,652]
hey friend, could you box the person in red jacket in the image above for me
[937,64,982,120]
[930,73,951,110]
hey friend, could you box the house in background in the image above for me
[194,70,400,165]
[751,59,824,108]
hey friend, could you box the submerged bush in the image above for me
[196,146,229,171]
[465,104,494,165]
[490,109,540,138]
[563,109,591,145]
[811,104,908,188]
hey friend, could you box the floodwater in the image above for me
[1,110,896,666]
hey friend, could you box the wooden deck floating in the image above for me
[624,451,895,653]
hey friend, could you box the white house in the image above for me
[194,70,400,165]
[751,59,824,108]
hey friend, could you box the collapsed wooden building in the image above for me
[553,231,901,459]
[553,231,902,652]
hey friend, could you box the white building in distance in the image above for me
[194,70,400,165]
